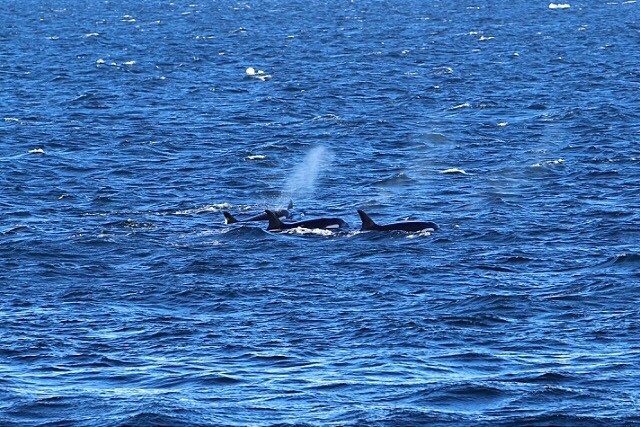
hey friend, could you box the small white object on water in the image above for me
[531,159,565,168]
[29,148,46,154]
[245,67,272,81]
[450,102,471,110]
[549,3,571,9]
[440,168,467,175]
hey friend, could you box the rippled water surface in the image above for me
[2,1,640,426]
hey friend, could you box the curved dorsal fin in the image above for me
[223,211,238,224]
[357,210,378,231]
[265,210,285,231]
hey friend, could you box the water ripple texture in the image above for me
[1,1,639,426]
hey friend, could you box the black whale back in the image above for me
[358,210,438,232]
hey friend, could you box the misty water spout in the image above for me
[281,146,333,203]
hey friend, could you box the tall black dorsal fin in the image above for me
[265,210,285,231]
[357,210,378,231]
[223,211,238,224]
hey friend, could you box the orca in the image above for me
[223,201,294,224]
[223,209,289,225]
[357,210,438,232]
[265,209,348,232]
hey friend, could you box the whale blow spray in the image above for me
[282,146,333,203]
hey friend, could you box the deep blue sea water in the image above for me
[2,1,640,426]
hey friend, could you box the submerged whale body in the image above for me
[223,209,289,225]
[265,209,348,231]
[357,210,438,232]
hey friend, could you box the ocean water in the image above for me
[1,1,640,426]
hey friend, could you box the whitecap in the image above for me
[433,66,454,75]
[497,121,508,127]
[531,159,565,168]
[29,148,46,154]
[284,227,335,236]
[246,155,266,160]
[406,230,433,239]
[479,36,495,41]
[549,3,571,9]
[174,203,232,215]
[123,61,136,66]
[440,168,466,175]
[85,33,100,37]
[343,231,362,238]
[450,102,471,110]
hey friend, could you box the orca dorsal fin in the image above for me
[288,200,294,210]
[223,211,238,224]
[357,210,378,231]
[265,209,285,231]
